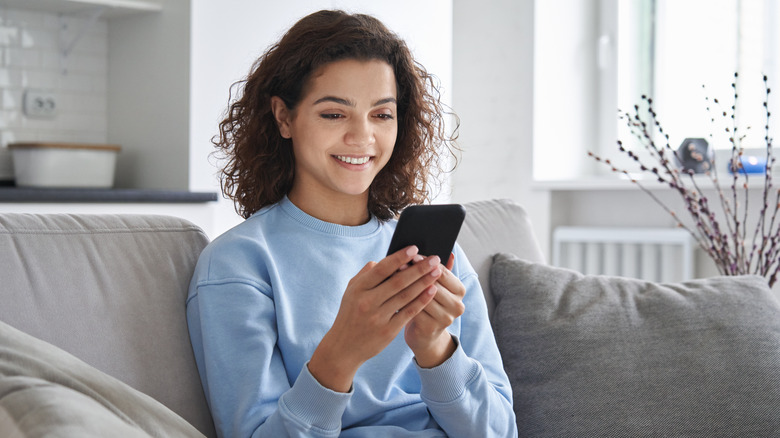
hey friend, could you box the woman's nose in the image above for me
[344,119,374,147]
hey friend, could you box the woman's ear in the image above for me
[270,96,292,139]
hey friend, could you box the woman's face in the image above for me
[273,59,398,208]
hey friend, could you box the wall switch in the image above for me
[23,89,58,119]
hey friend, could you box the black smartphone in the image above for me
[386,204,467,265]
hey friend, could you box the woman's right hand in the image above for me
[307,245,443,392]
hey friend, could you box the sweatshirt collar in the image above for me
[279,196,382,238]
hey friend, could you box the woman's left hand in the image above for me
[404,254,466,368]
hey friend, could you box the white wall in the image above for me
[108,0,190,190]
[0,7,109,147]
[189,0,454,237]
[450,0,551,260]
[532,0,600,182]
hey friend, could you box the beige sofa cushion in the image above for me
[0,214,214,437]
[0,319,204,437]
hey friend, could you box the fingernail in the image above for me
[413,255,424,262]
[406,246,419,257]
[428,256,440,266]
[430,267,442,277]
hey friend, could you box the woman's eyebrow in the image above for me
[312,96,397,107]
[373,97,397,106]
[314,96,354,106]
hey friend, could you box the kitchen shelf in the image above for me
[0,187,218,203]
[2,0,162,18]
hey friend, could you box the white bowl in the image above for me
[9,142,121,188]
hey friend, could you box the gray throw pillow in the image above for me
[490,253,780,438]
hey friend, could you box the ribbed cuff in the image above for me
[416,336,481,403]
[279,362,352,432]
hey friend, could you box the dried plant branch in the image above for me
[589,73,776,286]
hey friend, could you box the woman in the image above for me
[186,9,517,438]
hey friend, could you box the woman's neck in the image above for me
[287,189,371,226]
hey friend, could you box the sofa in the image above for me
[1,198,779,437]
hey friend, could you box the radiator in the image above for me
[552,227,695,282]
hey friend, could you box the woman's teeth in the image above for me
[336,156,370,165]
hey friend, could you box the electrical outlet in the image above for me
[23,89,58,119]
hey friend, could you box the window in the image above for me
[534,0,780,181]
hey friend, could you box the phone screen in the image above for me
[386,204,466,265]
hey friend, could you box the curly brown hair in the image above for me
[214,9,458,220]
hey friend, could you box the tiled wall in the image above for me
[0,6,108,152]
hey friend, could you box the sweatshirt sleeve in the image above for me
[415,246,518,438]
[186,278,352,438]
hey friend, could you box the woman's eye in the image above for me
[375,113,395,120]
[320,113,344,119]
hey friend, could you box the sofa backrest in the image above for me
[0,213,216,437]
[457,198,545,319]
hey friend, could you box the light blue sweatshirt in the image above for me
[186,197,517,437]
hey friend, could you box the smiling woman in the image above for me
[187,8,516,438]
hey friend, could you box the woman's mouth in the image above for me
[334,155,371,165]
